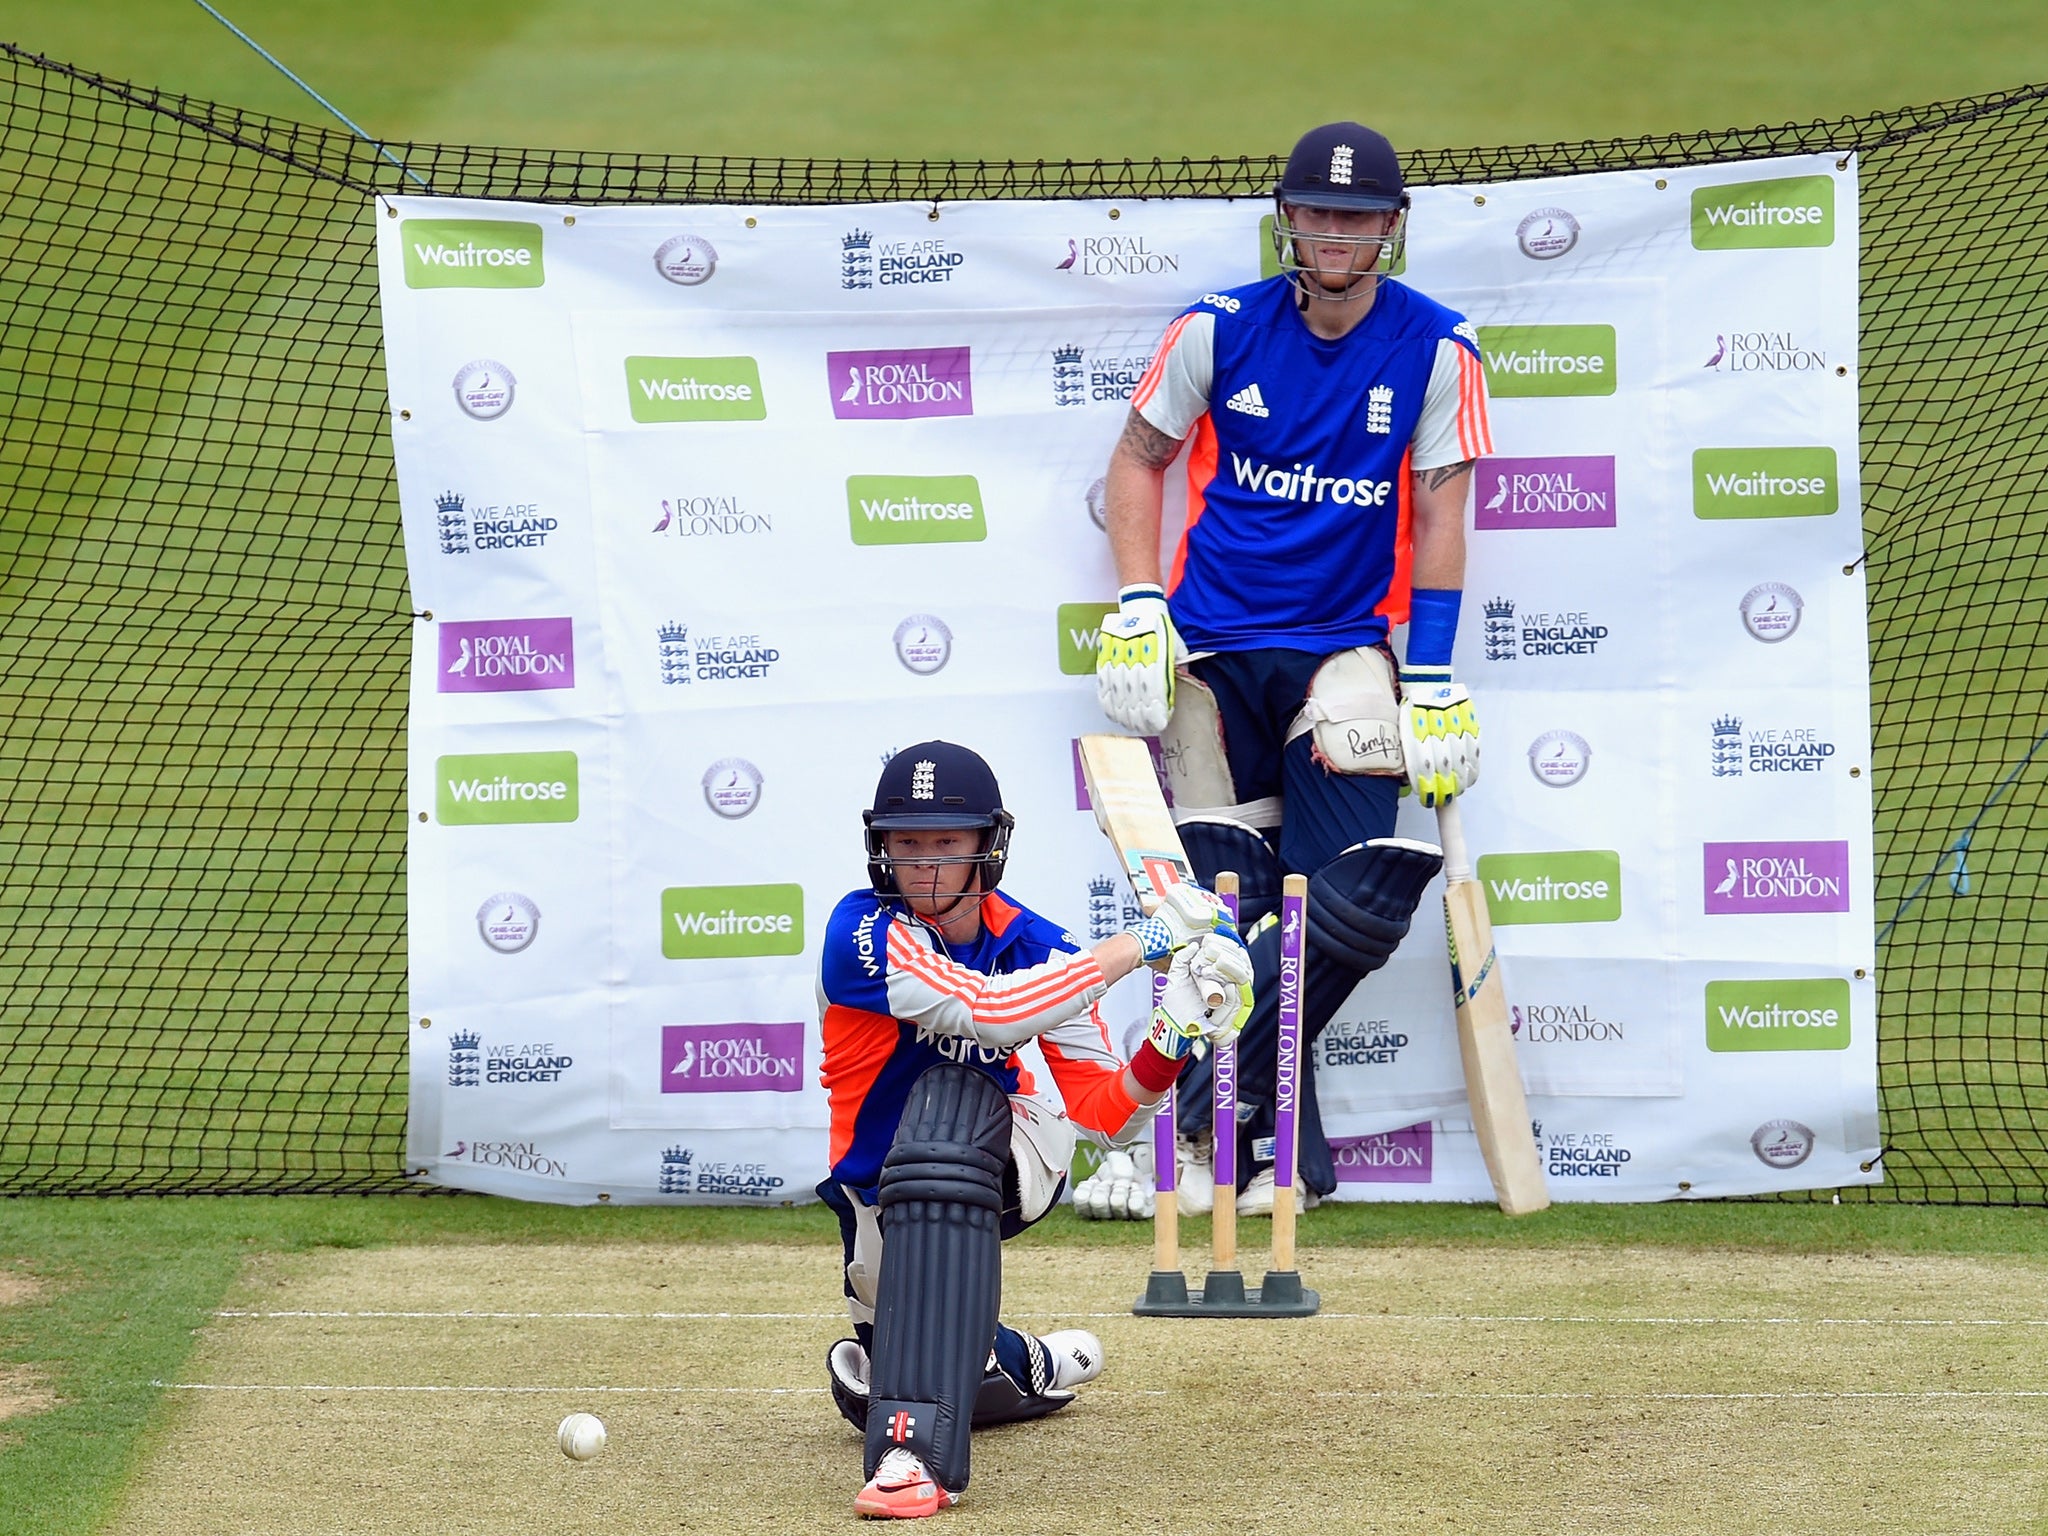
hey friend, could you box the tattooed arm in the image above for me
[1409,457,1472,593]
[1103,408,1186,588]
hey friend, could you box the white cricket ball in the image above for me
[557,1411,607,1461]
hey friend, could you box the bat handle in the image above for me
[1435,795,1473,885]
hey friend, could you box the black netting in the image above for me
[0,43,2041,1199]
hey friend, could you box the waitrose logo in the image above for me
[1477,325,1617,398]
[847,475,986,545]
[1693,448,1839,519]
[402,220,545,288]
[1476,850,1622,924]
[435,751,578,825]
[627,356,767,423]
[662,884,805,959]
[1691,175,1836,249]
[1056,601,1118,675]
[1706,978,1852,1052]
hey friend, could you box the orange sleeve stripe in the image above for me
[1131,313,1193,412]
[885,926,1107,1025]
[1457,347,1494,460]
[1166,413,1218,594]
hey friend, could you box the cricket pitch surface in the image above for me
[108,1237,2048,1534]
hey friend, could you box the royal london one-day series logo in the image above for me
[402,220,545,289]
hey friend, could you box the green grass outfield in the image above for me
[2,0,2048,159]
[3,1195,2047,1536]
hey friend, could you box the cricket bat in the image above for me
[1075,734,1224,1007]
[1437,796,1549,1216]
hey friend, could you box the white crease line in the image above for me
[155,1382,826,1395]
[212,1309,2048,1328]
[152,1382,2048,1402]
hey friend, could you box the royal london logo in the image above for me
[434,491,558,555]
[447,1029,482,1088]
[1050,343,1152,408]
[1510,1002,1626,1044]
[657,621,781,685]
[1481,597,1610,660]
[1055,234,1183,276]
[1711,715,1838,778]
[653,494,771,538]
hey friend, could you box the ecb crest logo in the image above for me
[658,1146,696,1193]
[841,229,874,290]
[447,1030,481,1088]
[1053,345,1086,408]
[1484,598,1518,662]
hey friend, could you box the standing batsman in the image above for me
[1093,121,1485,1213]
[816,741,1250,1518]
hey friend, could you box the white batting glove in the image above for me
[1125,880,1235,963]
[1398,665,1482,808]
[1072,1150,1154,1220]
[1095,583,1181,734]
[1148,934,1253,1057]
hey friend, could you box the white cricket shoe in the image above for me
[855,1448,959,1520]
[1234,1166,1311,1217]
[1038,1328,1104,1389]
[1174,1132,1215,1215]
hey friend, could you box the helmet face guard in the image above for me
[864,812,1015,907]
[1271,197,1410,302]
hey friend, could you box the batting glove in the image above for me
[1146,933,1254,1059]
[1398,665,1482,808]
[1095,583,1180,735]
[1126,880,1237,963]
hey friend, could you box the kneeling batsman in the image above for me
[814,742,1248,1518]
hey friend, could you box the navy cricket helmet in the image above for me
[864,741,1015,895]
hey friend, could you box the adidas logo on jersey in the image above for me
[1225,382,1271,418]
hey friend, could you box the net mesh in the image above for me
[0,44,2041,1199]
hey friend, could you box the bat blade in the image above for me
[1438,802,1550,1217]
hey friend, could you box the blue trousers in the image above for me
[1174,648,1399,1196]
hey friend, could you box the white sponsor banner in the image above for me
[382,152,1876,1205]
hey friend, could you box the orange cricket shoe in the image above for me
[854,1449,960,1520]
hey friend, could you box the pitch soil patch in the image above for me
[0,1269,55,1423]
[105,1239,2048,1535]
